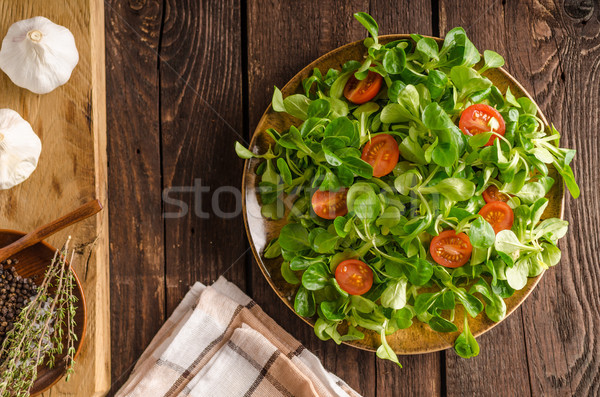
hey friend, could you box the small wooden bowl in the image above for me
[243,35,565,354]
[0,230,86,395]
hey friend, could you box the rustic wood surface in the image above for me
[0,0,110,396]
[106,0,598,395]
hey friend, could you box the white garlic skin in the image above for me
[0,16,79,94]
[0,109,42,190]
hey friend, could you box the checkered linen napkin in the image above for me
[117,276,361,397]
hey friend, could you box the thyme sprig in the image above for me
[0,238,79,397]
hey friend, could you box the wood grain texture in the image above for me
[439,2,534,395]
[440,0,600,395]
[102,0,600,396]
[247,0,369,129]
[90,0,111,389]
[370,0,434,36]
[505,2,600,395]
[105,0,165,392]
[445,312,531,396]
[159,0,247,315]
[369,3,443,395]
[0,0,110,395]
[246,2,380,395]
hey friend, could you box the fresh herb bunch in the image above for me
[0,239,78,396]
[236,12,579,364]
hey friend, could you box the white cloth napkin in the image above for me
[117,276,361,397]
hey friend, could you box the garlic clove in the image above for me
[0,109,42,190]
[0,16,79,95]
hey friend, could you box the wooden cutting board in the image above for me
[0,0,110,395]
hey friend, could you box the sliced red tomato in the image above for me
[479,201,514,234]
[430,230,473,268]
[343,71,383,104]
[311,189,348,220]
[459,103,506,146]
[335,259,373,295]
[360,134,400,177]
[482,185,510,203]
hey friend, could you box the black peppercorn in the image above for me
[0,259,38,343]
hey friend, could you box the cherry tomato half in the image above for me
[343,71,383,104]
[311,189,348,220]
[482,185,510,203]
[430,230,473,268]
[335,259,374,295]
[479,201,514,234]
[459,103,506,146]
[361,134,400,177]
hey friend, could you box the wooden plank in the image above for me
[377,352,441,397]
[104,0,165,392]
[248,0,369,129]
[500,2,600,395]
[90,0,110,393]
[159,0,247,315]
[0,0,109,395]
[245,2,379,395]
[438,1,533,395]
[440,0,600,395]
[371,0,434,37]
[445,312,531,395]
[369,2,443,395]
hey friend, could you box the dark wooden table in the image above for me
[105,1,599,395]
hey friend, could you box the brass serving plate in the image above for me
[242,35,564,354]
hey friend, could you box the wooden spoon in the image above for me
[0,199,103,263]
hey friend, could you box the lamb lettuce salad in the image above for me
[236,12,579,365]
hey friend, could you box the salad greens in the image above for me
[236,12,578,364]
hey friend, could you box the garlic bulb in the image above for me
[0,109,42,190]
[0,17,79,94]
